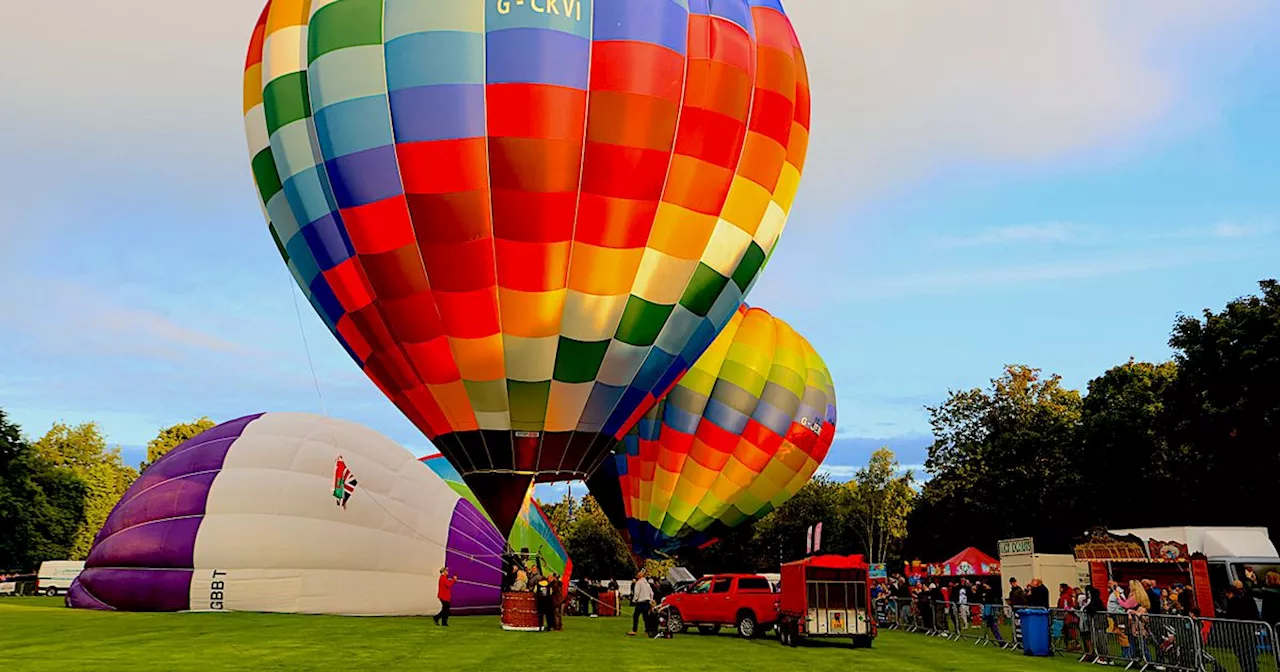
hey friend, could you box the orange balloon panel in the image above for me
[243,0,810,534]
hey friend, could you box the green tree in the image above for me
[141,417,216,471]
[909,365,1084,559]
[33,422,138,560]
[752,475,846,565]
[1078,359,1184,527]
[0,409,86,569]
[844,448,916,564]
[1165,279,1280,528]
[553,494,635,579]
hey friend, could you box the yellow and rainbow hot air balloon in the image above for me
[587,304,836,558]
[242,0,812,536]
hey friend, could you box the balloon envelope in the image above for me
[67,413,506,615]
[242,0,811,536]
[420,454,572,585]
[588,305,836,558]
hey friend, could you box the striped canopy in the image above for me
[242,0,810,536]
[588,304,836,557]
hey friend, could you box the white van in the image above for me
[36,561,84,596]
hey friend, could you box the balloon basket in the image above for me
[501,592,541,632]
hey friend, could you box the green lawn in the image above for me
[0,598,1084,671]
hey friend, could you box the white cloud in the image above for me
[1211,221,1273,238]
[782,0,1267,207]
[935,222,1096,248]
[0,277,254,361]
[853,247,1262,300]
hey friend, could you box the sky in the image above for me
[2,1,1279,498]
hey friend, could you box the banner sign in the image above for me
[998,537,1035,557]
[1073,529,1148,562]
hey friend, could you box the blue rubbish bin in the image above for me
[1020,608,1051,657]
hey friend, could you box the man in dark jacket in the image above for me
[1008,578,1027,607]
[1226,583,1261,672]
[1027,579,1051,608]
[1143,579,1163,615]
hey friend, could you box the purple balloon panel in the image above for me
[92,414,260,549]
[67,568,193,612]
[444,498,504,614]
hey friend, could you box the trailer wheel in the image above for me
[852,635,873,649]
[44,587,58,597]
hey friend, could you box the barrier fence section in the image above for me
[874,597,1280,672]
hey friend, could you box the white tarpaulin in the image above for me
[1110,526,1279,558]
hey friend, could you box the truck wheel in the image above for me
[736,611,758,639]
[697,625,720,635]
[45,587,58,597]
[667,609,686,634]
[778,626,789,646]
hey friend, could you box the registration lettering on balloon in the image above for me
[496,0,583,21]
[210,570,226,610]
[799,417,823,436]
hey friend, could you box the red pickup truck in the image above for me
[662,574,780,638]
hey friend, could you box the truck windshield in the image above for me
[1234,563,1280,587]
[689,579,712,595]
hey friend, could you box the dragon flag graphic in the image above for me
[333,455,358,509]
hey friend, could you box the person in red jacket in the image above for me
[434,567,458,626]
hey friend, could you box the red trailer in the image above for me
[777,554,876,648]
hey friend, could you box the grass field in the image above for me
[0,598,1084,671]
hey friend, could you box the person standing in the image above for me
[534,574,555,632]
[627,570,654,636]
[550,573,564,631]
[434,567,458,626]
[1008,578,1027,645]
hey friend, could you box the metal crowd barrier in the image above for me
[1198,617,1280,672]
[877,595,1280,671]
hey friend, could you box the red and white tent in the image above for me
[939,547,1001,576]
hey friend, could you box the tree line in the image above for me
[0,414,213,570]
[549,279,1280,576]
[907,279,1280,560]
[6,279,1276,576]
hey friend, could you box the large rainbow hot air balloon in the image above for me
[420,454,572,585]
[242,0,811,536]
[68,413,507,615]
[587,304,836,558]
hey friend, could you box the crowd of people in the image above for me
[873,568,1280,670]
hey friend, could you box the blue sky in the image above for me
[2,1,1278,497]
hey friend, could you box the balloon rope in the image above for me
[285,269,327,417]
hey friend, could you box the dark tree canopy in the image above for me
[0,409,87,570]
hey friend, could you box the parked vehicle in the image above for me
[776,555,876,648]
[662,573,779,638]
[36,561,84,597]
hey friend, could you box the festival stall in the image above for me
[998,537,1087,594]
[1073,528,1215,617]
[936,547,1001,578]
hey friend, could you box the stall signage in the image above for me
[998,537,1035,557]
